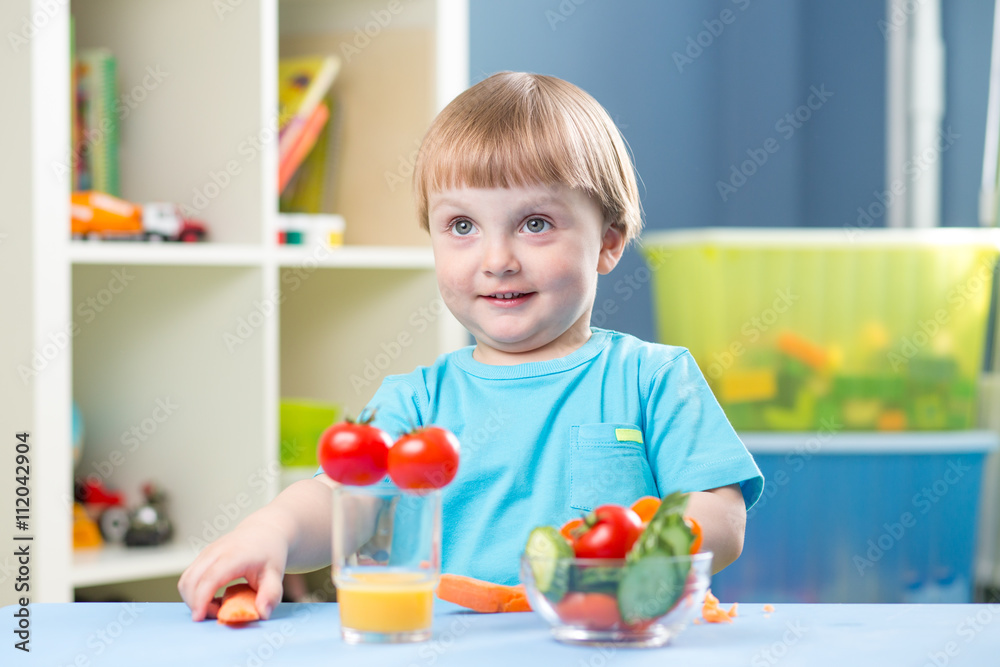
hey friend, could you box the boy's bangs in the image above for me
[422,117,596,195]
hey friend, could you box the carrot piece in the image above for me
[217,583,260,625]
[685,516,703,554]
[777,332,828,371]
[703,607,733,623]
[763,604,775,613]
[630,496,661,523]
[559,518,584,541]
[701,589,737,623]
[436,574,531,613]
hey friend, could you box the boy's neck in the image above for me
[471,321,594,366]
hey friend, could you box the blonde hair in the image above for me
[413,72,643,245]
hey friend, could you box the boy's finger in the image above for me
[205,597,222,620]
[254,570,284,620]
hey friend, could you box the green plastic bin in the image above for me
[641,228,1000,431]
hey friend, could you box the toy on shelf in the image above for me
[70,190,207,242]
[72,478,174,549]
[73,503,103,549]
[124,482,173,547]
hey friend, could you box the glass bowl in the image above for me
[519,551,712,647]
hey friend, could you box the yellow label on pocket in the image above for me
[614,428,643,444]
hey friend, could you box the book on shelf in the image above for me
[280,95,343,213]
[278,101,329,194]
[75,48,120,196]
[278,55,340,189]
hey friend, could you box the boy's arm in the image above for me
[684,483,746,574]
[178,475,337,621]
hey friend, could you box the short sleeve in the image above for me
[364,376,426,440]
[643,350,764,509]
[313,375,426,478]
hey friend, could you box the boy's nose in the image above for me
[481,240,520,276]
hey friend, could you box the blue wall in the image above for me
[469,0,993,341]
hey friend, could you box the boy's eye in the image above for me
[451,220,475,235]
[523,218,551,233]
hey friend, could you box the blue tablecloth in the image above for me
[4,600,1000,666]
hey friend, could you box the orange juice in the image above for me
[336,571,435,633]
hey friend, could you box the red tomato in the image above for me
[388,426,461,490]
[317,421,392,486]
[554,592,623,630]
[572,505,644,559]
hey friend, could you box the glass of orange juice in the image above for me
[332,482,441,644]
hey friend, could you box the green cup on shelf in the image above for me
[280,399,342,468]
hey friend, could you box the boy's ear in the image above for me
[597,223,626,275]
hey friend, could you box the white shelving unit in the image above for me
[2,0,468,603]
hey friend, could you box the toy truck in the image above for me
[71,191,207,242]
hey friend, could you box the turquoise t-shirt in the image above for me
[337,328,763,585]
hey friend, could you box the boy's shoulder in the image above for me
[596,328,693,369]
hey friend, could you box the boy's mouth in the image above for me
[481,291,535,306]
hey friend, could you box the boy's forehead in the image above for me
[429,183,581,208]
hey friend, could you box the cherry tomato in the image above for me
[317,420,392,486]
[554,592,623,630]
[572,505,644,559]
[388,426,461,490]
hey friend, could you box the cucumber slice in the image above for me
[525,526,574,602]
[574,565,624,595]
[617,555,687,624]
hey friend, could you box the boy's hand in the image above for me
[177,518,290,622]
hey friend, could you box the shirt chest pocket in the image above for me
[569,423,657,512]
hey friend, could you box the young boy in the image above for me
[179,71,763,622]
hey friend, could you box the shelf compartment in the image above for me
[72,265,274,564]
[280,267,448,417]
[73,0,273,244]
[279,0,438,247]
